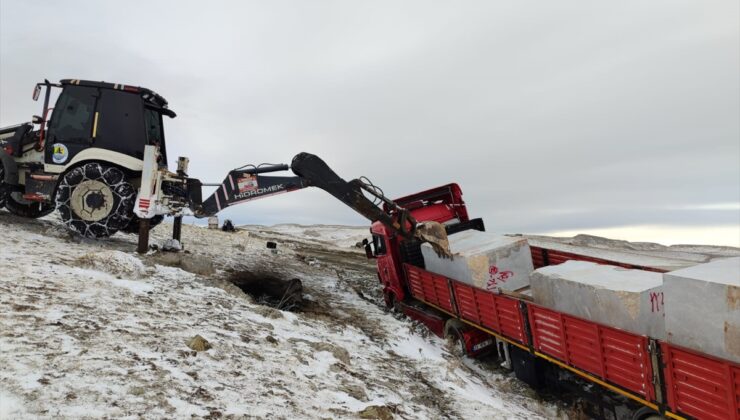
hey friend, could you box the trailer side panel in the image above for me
[404,264,528,345]
[452,281,528,344]
[662,342,740,420]
[405,264,454,313]
[528,304,655,400]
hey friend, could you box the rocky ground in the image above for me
[0,214,565,419]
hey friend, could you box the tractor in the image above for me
[0,79,173,237]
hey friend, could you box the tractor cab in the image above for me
[37,79,176,168]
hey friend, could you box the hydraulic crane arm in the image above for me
[291,153,417,240]
[192,164,308,217]
[184,152,450,256]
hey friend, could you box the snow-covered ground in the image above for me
[241,223,370,250]
[4,214,736,419]
[0,214,560,419]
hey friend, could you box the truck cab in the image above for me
[367,183,492,356]
[367,183,471,306]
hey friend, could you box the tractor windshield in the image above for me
[48,86,97,144]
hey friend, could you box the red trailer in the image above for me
[366,183,739,420]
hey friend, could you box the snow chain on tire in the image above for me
[56,163,137,238]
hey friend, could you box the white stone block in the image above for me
[420,230,534,291]
[530,261,665,338]
[663,257,740,363]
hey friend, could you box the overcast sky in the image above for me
[1,1,738,246]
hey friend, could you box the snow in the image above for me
[109,278,156,294]
[74,250,147,278]
[0,389,27,419]
[0,213,551,419]
[245,223,370,250]
[389,334,446,362]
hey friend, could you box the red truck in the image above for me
[366,183,740,420]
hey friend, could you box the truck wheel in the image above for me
[55,163,136,238]
[631,407,662,420]
[444,319,467,357]
[383,291,404,314]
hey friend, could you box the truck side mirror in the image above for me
[32,115,44,125]
[32,84,41,101]
[362,238,375,259]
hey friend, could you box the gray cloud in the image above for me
[1,0,738,238]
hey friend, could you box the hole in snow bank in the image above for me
[227,270,303,311]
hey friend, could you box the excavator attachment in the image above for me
[291,153,452,258]
[414,222,452,258]
[290,153,411,237]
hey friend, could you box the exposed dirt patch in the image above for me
[227,269,303,311]
[358,404,396,420]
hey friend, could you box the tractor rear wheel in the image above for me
[1,160,55,218]
[5,193,55,218]
[55,163,136,238]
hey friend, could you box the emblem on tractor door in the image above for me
[52,143,69,164]
[238,174,259,193]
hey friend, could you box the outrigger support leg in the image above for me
[137,218,150,254]
[172,215,183,242]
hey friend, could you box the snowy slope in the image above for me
[242,223,370,250]
[0,214,558,419]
